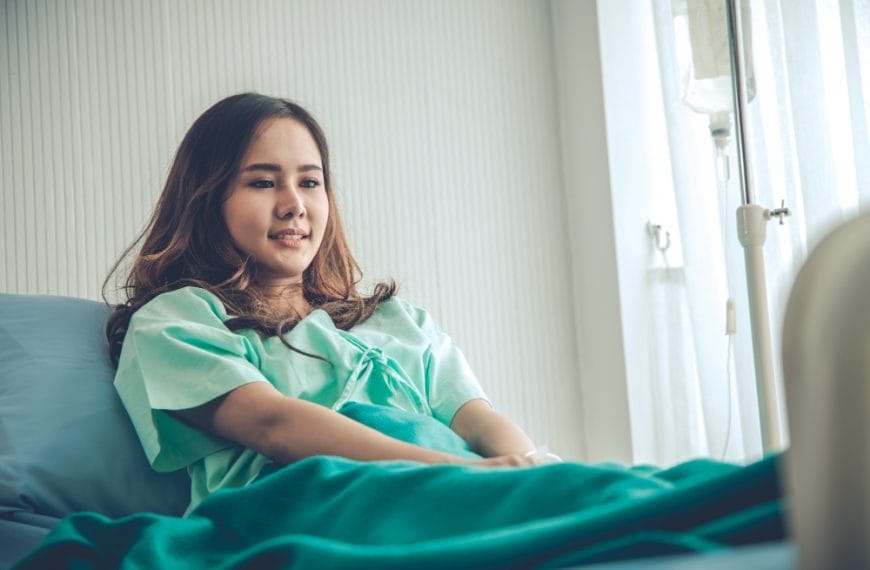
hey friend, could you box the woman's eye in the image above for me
[250,179,274,189]
[300,178,321,189]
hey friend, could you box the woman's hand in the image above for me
[467,449,563,468]
[470,454,538,468]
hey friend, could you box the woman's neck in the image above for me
[257,282,310,319]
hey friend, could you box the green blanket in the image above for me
[16,404,785,569]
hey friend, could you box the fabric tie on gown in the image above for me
[332,341,431,416]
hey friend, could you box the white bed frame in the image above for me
[782,211,870,569]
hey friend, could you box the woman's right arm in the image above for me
[174,382,534,467]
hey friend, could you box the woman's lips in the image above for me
[268,229,308,240]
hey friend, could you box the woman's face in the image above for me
[222,117,329,288]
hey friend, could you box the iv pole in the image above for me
[725,0,789,452]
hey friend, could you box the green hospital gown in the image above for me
[114,286,489,515]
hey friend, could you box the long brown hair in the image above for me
[104,93,395,366]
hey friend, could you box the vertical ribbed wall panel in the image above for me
[0,0,585,459]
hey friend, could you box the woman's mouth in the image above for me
[268,230,309,249]
[269,230,308,241]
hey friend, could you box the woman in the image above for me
[105,92,556,515]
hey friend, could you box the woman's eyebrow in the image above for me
[241,163,282,173]
[240,163,322,173]
[298,164,323,173]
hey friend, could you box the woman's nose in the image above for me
[276,187,306,219]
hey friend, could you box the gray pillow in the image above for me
[0,294,189,519]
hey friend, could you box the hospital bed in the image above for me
[1,212,867,568]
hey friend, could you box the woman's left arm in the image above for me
[450,399,559,464]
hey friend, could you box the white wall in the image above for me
[550,0,632,463]
[0,0,587,459]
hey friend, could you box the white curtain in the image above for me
[642,0,870,465]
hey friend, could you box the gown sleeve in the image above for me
[114,287,268,472]
[405,302,491,426]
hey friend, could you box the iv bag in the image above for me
[672,0,756,115]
